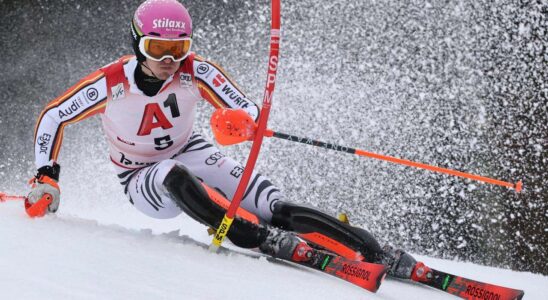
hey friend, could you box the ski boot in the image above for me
[259,227,314,262]
[378,245,424,279]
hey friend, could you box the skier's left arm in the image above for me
[193,55,260,122]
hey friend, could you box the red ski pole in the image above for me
[210,0,281,251]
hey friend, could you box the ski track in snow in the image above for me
[1,201,546,300]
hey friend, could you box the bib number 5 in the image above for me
[154,135,173,150]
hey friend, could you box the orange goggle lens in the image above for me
[143,38,191,61]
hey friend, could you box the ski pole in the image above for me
[210,111,523,193]
[0,192,53,217]
[0,193,26,202]
[209,0,282,252]
[265,131,522,192]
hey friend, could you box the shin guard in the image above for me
[163,164,266,248]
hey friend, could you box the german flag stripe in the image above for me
[48,98,107,161]
[34,71,105,142]
[51,128,64,163]
[196,78,230,108]
[197,82,225,108]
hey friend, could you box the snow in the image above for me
[0,0,546,292]
[1,200,546,300]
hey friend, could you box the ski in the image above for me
[413,264,525,300]
[292,248,387,293]
[216,242,386,293]
[185,233,387,293]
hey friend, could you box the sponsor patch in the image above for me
[58,98,84,119]
[38,133,52,154]
[196,63,210,75]
[111,83,125,101]
[180,73,192,88]
[213,74,226,88]
[86,87,99,101]
[117,136,135,146]
[152,18,186,30]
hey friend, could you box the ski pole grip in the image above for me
[25,193,53,218]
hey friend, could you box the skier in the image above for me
[27,0,424,280]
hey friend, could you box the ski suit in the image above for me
[34,54,281,222]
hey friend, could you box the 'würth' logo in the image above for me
[213,74,226,87]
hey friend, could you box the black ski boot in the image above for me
[378,245,418,279]
[259,227,313,262]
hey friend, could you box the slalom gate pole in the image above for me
[209,0,282,252]
[264,130,523,192]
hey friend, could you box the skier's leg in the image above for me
[168,133,416,274]
[161,161,265,248]
[117,160,184,219]
[162,162,312,261]
[172,133,282,222]
[270,201,383,261]
[114,159,259,246]
[271,201,418,278]
[118,158,306,259]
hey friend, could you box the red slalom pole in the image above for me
[210,0,281,251]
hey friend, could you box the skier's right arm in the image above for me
[29,69,108,215]
[193,55,260,122]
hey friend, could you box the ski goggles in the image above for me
[139,36,192,62]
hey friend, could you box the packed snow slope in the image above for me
[1,201,546,300]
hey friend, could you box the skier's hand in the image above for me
[210,108,258,145]
[26,164,61,217]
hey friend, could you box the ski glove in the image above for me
[27,164,61,216]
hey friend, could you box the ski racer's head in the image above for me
[131,0,192,80]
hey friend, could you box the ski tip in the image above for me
[425,267,526,300]
[374,265,389,293]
